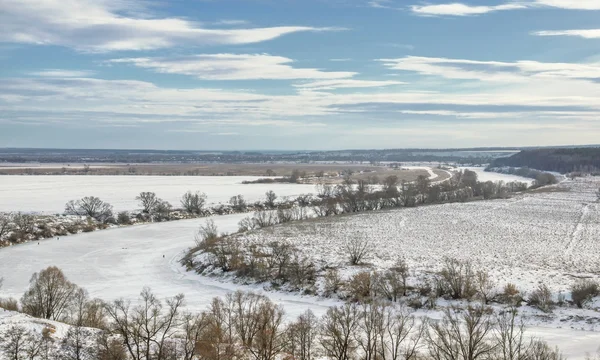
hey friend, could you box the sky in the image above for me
[0,0,599,150]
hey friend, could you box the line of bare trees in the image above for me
[0,266,565,360]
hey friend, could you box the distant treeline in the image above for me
[490,148,600,174]
[0,147,512,165]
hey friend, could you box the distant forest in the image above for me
[490,148,600,174]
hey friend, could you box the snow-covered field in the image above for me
[1,194,600,357]
[0,176,316,214]
[243,178,599,296]
[1,173,599,357]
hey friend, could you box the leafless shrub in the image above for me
[571,279,599,309]
[181,191,207,215]
[229,194,247,211]
[323,269,343,297]
[436,258,477,300]
[345,235,371,265]
[528,284,553,313]
[277,208,293,223]
[347,271,374,302]
[195,220,219,248]
[238,216,258,232]
[0,297,19,311]
[476,270,496,305]
[117,211,131,225]
[0,212,13,240]
[96,332,128,360]
[65,196,114,223]
[265,190,278,208]
[254,210,277,228]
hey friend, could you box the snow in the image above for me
[1,175,600,357]
[459,166,536,185]
[0,212,336,320]
[240,178,600,297]
[0,176,316,214]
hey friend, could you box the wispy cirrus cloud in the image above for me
[0,0,342,52]
[108,54,357,80]
[28,69,95,78]
[534,0,600,10]
[379,56,600,82]
[410,3,527,16]
[294,79,406,90]
[533,29,600,39]
[409,0,600,17]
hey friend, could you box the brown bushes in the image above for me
[571,279,599,309]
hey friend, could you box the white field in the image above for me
[0,187,599,357]
[243,178,600,296]
[0,176,316,214]
[1,172,599,357]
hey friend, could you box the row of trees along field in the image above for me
[1,169,540,246]
[0,267,566,360]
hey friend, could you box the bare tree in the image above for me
[136,192,160,214]
[426,306,496,360]
[320,303,360,360]
[181,191,207,215]
[345,235,371,265]
[475,271,496,305]
[62,326,95,360]
[0,325,32,360]
[285,310,318,360]
[494,308,529,360]
[104,287,185,360]
[377,305,423,360]
[265,191,278,208]
[65,196,114,223]
[248,300,286,360]
[21,266,79,321]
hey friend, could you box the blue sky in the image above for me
[1,0,599,150]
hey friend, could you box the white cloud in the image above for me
[411,3,527,16]
[379,56,600,82]
[294,79,406,90]
[0,0,340,52]
[108,54,356,80]
[534,0,600,10]
[410,1,600,17]
[533,29,600,39]
[28,69,95,77]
